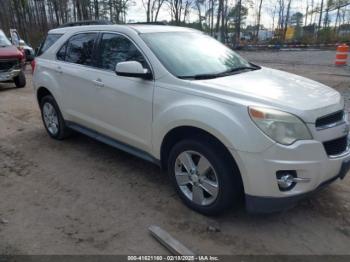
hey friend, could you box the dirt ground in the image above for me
[0,51,350,255]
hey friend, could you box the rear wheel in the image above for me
[14,71,26,88]
[168,138,243,215]
[40,95,72,140]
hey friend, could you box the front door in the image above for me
[92,33,154,152]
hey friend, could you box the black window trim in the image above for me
[54,30,154,80]
[56,41,68,61]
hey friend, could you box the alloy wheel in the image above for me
[174,151,219,206]
[43,102,59,136]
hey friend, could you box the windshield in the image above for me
[141,32,253,79]
[0,31,12,47]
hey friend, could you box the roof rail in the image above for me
[57,20,113,28]
[127,22,168,26]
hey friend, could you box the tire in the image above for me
[168,137,243,216]
[14,71,26,88]
[40,95,72,140]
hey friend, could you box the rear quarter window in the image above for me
[37,34,63,56]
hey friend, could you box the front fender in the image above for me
[152,92,274,158]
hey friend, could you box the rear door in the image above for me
[55,32,101,129]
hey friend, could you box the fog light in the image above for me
[276,171,297,191]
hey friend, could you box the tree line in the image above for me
[0,0,349,48]
[0,0,130,46]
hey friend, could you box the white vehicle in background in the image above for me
[9,29,35,61]
[32,23,350,215]
[22,41,35,61]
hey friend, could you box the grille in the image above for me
[316,110,344,129]
[323,136,348,156]
[0,59,19,72]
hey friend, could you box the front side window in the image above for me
[97,33,148,71]
[65,33,97,66]
[141,32,254,79]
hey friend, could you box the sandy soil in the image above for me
[0,51,350,255]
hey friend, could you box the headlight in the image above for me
[248,107,312,145]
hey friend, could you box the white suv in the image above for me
[33,24,350,215]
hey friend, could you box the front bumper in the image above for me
[245,159,350,213]
[231,132,350,213]
[0,69,21,82]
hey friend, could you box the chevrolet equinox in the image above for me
[33,24,350,215]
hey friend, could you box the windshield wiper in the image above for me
[224,66,259,73]
[179,73,223,80]
[179,65,260,80]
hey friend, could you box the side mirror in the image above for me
[115,61,152,80]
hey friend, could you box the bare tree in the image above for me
[195,0,205,29]
[235,0,242,46]
[94,0,100,19]
[142,0,152,22]
[277,0,285,31]
[215,0,224,40]
[318,0,324,34]
[167,0,192,24]
[153,0,166,21]
[255,0,264,41]
[283,0,292,41]
[305,0,309,25]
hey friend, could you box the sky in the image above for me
[126,0,343,30]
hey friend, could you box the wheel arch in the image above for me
[37,86,53,104]
[160,125,247,199]
[160,126,240,175]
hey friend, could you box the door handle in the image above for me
[56,66,63,74]
[93,79,105,88]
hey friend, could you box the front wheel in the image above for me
[14,71,26,88]
[168,138,243,215]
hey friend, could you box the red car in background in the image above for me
[0,29,26,88]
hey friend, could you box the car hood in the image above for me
[192,67,343,123]
[0,45,22,59]
[23,45,34,51]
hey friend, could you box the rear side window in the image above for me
[37,34,63,56]
[64,33,97,66]
[57,42,67,61]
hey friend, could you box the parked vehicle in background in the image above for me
[9,29,21,47]
[8,29,34,62]
[33,24,350,215]
[21,40,35,62]
[0,29,26,88]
